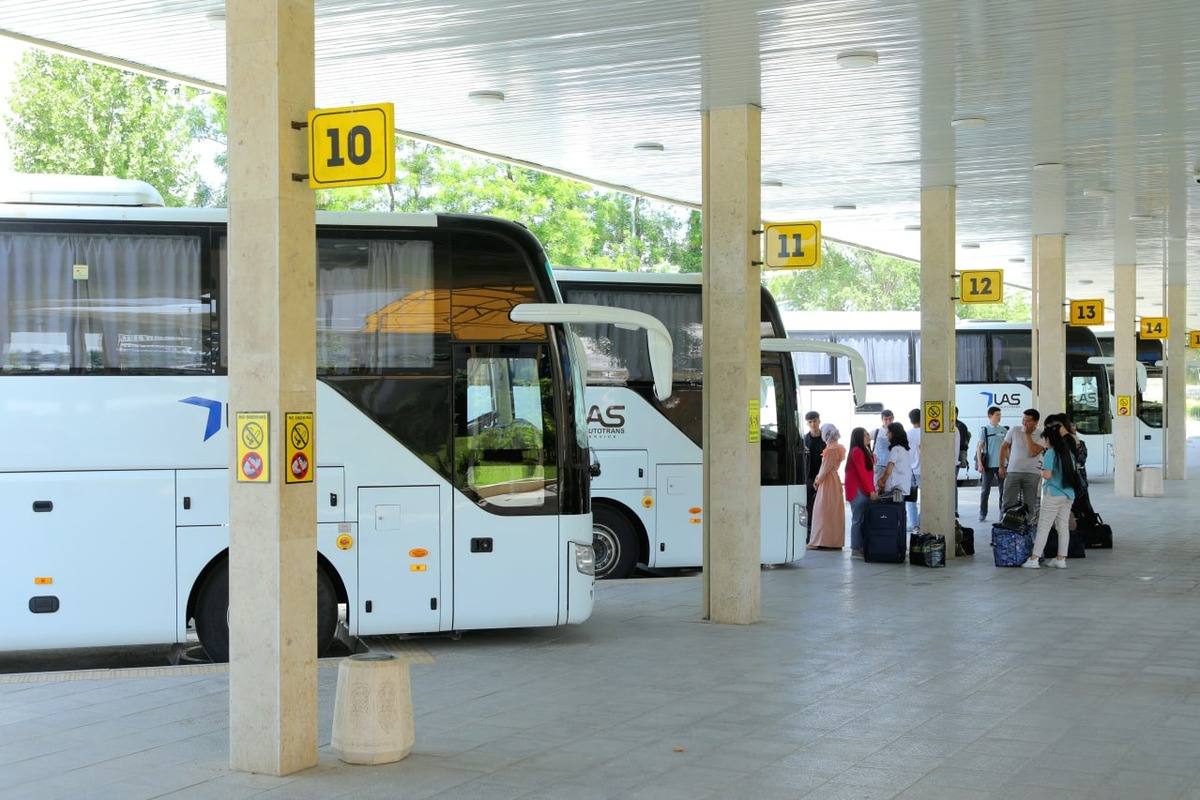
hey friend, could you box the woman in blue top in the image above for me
[1022,422,1079,569]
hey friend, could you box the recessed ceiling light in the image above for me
[952,116,987,129]
[961,242,981,249]
[1083,188,1112,198]
[833,204,857,211]
[468,90,506,105]
[904,224,921,232]
[1129,214,1156,222]
[205,10,226,28]
[1079,279,1094,284]
[1136,295,1145,300]
[1008,257,1026,263]
[761,179,783,188]
[1034,162,1065,172]
[836,50,879,69]
[634,142,665,153]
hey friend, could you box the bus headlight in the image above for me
[574,543,595,576]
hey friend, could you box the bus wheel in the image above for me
[195,561,340,663]
[592,504,638,580]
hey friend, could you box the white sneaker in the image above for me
[1048,558,1067,569]
[1020,559,1040,569]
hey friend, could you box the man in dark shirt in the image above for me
[803,410,825,542]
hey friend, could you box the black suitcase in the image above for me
[1045,525,1086,559]
[863,501,906,563]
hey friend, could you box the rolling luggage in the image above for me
[1045,524,1086,559]
[863,501,906,563]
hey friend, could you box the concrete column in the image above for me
[226,0,318,775]
[919,186,956,551]
[1113,264,1137,497]
[1032,235,1067,414]
[701,105,761,624]
[1165,241,1187,479]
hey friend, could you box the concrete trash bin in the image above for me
[331,652,414,765]
[1136,466,1164,498]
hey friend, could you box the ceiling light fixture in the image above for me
[961,242,981,249]
[833,204,857,211]
[952,116,987,129]
[836,50,879,69]
[1083,188,1112,198]
[1079,279,1094,285]
[1129,214,1156,222]
[761,179,783,188]
[1008,257,1026,263]
[904,224,921,232]
[205,10,226,29]
[634,142,665,153]
[1033,162,1065,172]
[468,90,506,105]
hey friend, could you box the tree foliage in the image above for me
[3,50,222,206]
[764,244,922,311]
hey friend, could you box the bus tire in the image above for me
[194,559,340,663]
[592,503,639,580]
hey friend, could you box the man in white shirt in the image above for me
[999,408,1044,512]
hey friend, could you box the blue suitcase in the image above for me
[863,501,906,563]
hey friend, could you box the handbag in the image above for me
[910,532,946,567]
[992,524,1033,567]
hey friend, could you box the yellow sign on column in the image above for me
[1141,317,1168,339]
[1190,330,1200,348]
[763,222,821,269]
[960,269,1004,303]
[748,400,760,443]
[235,412,270,483]
[1069,299,1105,326]
[308,103,395,189]
[923,401,944,433]
[284,412,314,484]
[1116,395,1132,417]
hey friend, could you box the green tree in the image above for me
[4,50,213,206]
[764,244,922,311]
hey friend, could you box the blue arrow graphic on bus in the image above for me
[180,396,223,441]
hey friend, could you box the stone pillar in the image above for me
[1032,234,1067,414]
[226,0,319,775]
[701,105,761,624]
[1113,264,1137,498]
[919,186,956,552]
[1165,239,1187,480]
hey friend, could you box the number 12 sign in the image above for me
[763,222,821,269]
[960,269,1003,304]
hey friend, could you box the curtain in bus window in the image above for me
[955,333,987,382]
[560,288,703,385]
[316,239,437,372]
[834,332,911,383]
[1,232,201,372]
[789,333,833,377]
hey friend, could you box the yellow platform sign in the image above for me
[308,103,395,189]
[236,412,270,483]
[1069,299,1105,326]
[763,222,821,269]
[1190,330,1200,348]
[960,269,1003,304]
[1141,317,1169,339]
[285,412,314,484]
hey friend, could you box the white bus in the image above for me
[781,311,1117,479]
[554,270,866,579]
[1094,331,1165,466]
[1,175,608,662]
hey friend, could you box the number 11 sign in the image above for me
[763,222,821,269]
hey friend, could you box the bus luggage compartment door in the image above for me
[654,464,703,568]
[356,486,441,635]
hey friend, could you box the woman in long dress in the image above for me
[808,423,847,549]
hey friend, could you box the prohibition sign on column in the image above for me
[235,411,270,483]
[241,421,265,450]
[924,401,944,433]
[285,411,315,484]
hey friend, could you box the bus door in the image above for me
[356,486,442,634]
[1068,368,1112,477]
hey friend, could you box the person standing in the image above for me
[844,427,877,556]
[976,405,1007,522]
[1022,422,1079,569]
[803,410,825,542]
[808,424,846,550]
[870,409,894,484]
[906,408,923,532]
[999,408,1043,513]
[876,422,913,499]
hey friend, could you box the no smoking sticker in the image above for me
[285,412,314,484]
[235,412,270,483]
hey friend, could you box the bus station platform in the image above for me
[3,429,1200,799]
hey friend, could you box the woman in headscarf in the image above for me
[807,423,847,550]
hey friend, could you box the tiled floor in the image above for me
[2,434,1199,799]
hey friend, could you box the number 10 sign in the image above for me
[763,222,821,269]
